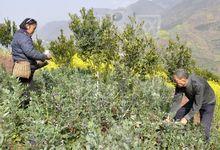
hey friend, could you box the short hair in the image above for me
[19,18,37,30]
[173,69,189,79]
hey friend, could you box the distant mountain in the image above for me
[93,8,112,16]
[161,0,220,72]
[154,0,183,9]
[36,0,166,41]
[126,0,164,15]
[37,0,188,42]
[36,20,71,42]
[161,0,219,29]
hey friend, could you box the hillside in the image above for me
[126,0,164,15]
[36,21,71,42]
[161,0,220,72]
[36,0,183,41]
[161,0,219,29]
[154,0,183,9]
[36,0,166,41]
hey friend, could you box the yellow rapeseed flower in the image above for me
[208,81,220,124]
[70,54,90,69]
[44,60,59,70]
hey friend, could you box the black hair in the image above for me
[173,69,189,79]
[19,18,37,30]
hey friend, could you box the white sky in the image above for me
[0,0,138,27]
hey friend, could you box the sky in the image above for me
[0,0,138,27]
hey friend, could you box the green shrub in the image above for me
[0,67,219,149]
[49,8,198,82]
[49,30,76,66]
[163,36,195,78]
[0,19,17,48]
[69,8,119,74]
[194,67,220,82]
[33,36,45,53]
[118,18,161,78]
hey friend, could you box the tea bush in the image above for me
[0,67,220,149]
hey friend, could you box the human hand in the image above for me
[46,53,52,60]
[44,50,52,60]
[36,60,48,68]
[164,116,171,123]
[180,118,188,125]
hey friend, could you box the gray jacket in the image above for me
[11,29,47,70]
[169,74,216,120]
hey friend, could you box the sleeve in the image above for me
[168,87,184,119]
[19,35,47,61]
[184,84,204,120]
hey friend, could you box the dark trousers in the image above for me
[18,71,34,85]
[18,71,35,108]
[174,102,215,141]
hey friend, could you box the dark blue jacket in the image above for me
[11,29,47,70]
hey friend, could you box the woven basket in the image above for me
[12,61,31,79]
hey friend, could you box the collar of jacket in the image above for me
[186,75,192,89]
[19,29,32,37]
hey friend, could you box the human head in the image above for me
[19,18,37,35]
[173,69,189,87]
